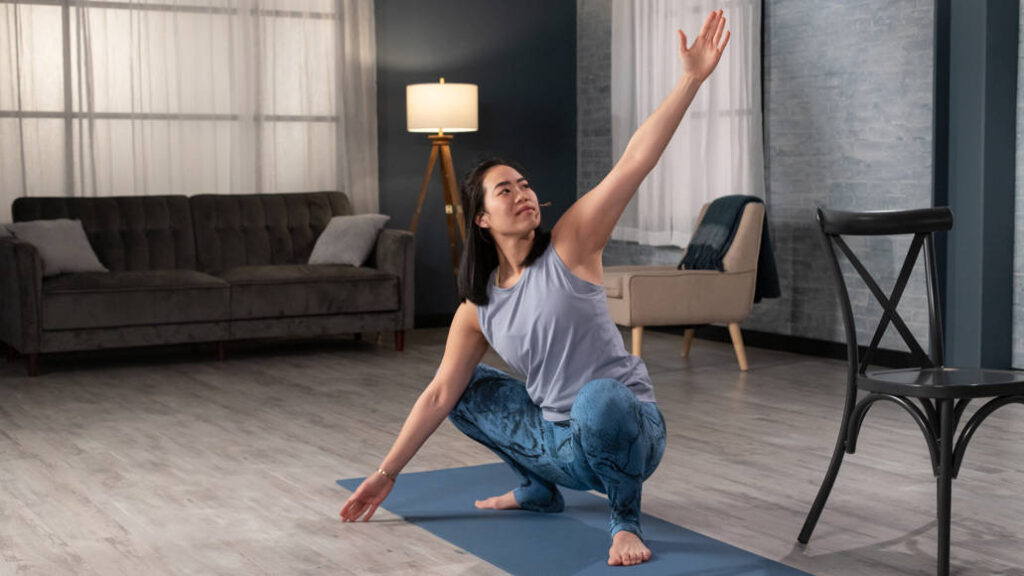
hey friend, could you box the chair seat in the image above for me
[862,366,1024,399]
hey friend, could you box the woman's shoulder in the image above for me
[454,300,483,333]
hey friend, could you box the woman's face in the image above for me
[476,164,541,238]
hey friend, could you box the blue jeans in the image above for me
[448,364,666,539]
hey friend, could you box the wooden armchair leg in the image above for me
[395,330,405,352]
[728,323,749,371]
[681,329,695,358]
[631,326,644,357]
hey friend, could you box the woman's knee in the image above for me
[450,364,530,422]
[571,379,637,429]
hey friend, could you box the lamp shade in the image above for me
[406,80,478,133]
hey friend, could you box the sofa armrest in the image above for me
[610,268,756,327]
[0,237,44,353]
[371,229,415,330]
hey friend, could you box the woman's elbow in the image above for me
[421,384,457,414]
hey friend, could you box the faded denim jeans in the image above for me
[448,363,666,539]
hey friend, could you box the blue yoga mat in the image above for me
[338,463,809,576]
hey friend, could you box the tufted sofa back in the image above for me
[12,196,197,272]
[189,192,352,273]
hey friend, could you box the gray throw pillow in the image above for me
[6,219,108,277]
[308,214,391,267]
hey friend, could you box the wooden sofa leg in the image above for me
[728,323,749,371]
[395,330,405,352]
[26,353,39,377]
[217,341,226,362]
[681,329,695,359]
[631,326,644,357]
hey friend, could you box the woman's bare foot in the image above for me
[474,490,520,510]
[608,530,651,566]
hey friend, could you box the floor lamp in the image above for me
[406,78,478,277]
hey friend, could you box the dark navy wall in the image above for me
[943,0,1018,368]
[375,0,577,321]
[1014,0,1024,369]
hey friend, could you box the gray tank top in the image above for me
[477,243,656,421]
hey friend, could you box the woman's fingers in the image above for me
[718,29,731,53]
[678,29,688,53]
[704,10,721,43]
[347,501,370,522]
[712,14,726,47]
[341,497,366,522]
[363,503,380,522]
[696,10,716,43]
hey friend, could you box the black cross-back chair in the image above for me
[798,207,1024,576]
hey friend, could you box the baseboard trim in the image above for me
[650,324,917,369]
[417,313,916,369]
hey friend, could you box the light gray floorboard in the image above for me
[1,329,1022,575]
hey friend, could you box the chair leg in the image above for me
[937,399,954,576]
[631,326,643,357]
[395,330,405,352]
[217,341,226,362]
[728,322,749,371]
[798,434,848,543]
[681,329,695,359]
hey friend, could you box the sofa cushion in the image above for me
[42,270,230,330]
[13,196,197,272]
[6,219,108,276]
[190,192,352,273]
[219,264,399,320]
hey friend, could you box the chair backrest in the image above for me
[816,207,953,373]
[690,201,765,273]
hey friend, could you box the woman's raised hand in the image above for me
[339,471,394,522]
[678,9,730,82]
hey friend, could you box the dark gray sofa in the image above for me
[0,192,414,376]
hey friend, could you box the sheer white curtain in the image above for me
[611,0,763,247]
[0,0,378,222]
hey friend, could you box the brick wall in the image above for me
[577,0,613,197]
[580,1,935,352]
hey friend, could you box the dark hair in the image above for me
[457,156,551,306]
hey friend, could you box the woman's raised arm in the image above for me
[552,9,730,275]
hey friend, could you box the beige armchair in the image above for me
[604,202,765,371]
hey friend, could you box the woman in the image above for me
[341,10,730,567]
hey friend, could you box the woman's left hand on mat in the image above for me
[340,472,393,522]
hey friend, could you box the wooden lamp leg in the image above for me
[728,323,749,371]
[409,144,440,235]
[437,141,462,276]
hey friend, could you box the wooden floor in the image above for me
[1,328,1022,575]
